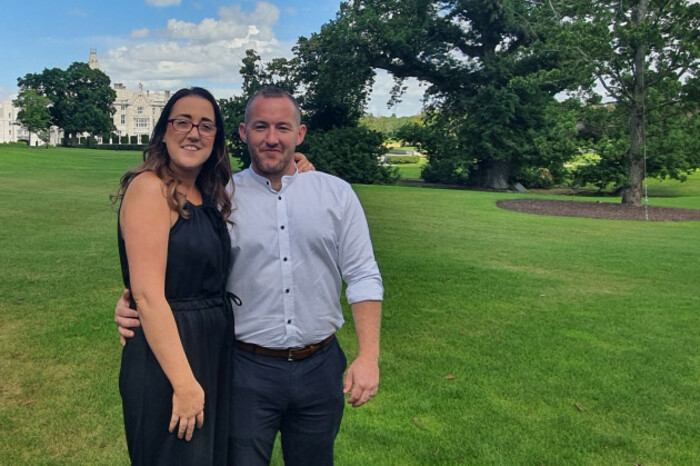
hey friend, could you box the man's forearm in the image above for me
[350,300,381,360]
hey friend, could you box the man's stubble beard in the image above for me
[249,145,294,177]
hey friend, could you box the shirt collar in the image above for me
[247,166,298,193]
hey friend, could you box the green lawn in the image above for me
[644,172,700,208]
[1,146,699,465]
[394,156,427,180]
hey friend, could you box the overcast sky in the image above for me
[2,0,424,116]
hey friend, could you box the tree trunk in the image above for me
[621,0,648,207]
[472,159,510,190]
[621,149,644,206]
[622,97,645,206]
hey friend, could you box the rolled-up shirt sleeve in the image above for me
[338,187,384,304]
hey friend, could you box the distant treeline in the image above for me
[359,114,421,138]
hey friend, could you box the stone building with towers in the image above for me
[1,49,171,146]
[110,82,171,144]
[88,48,171,144]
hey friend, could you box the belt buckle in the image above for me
[287,348,294,361]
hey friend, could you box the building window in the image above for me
[121,115,126,124]
[121,105,126,111]
[135,118,149,128]
[137,107,143,114]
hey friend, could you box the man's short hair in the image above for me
[244,87,302,125]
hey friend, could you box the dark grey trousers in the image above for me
[229,338,347,466]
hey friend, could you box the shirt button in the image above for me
[280,225,285,230]
[283,257,288,261]
[285,289,290,293]
[287,319,291,324]
[278,196,282,200]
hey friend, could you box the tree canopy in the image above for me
[293,16,376,131]
[17,62,116,143]
[325,0,585,189]
[13,89,52,146]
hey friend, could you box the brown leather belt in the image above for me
[235,334,335,361]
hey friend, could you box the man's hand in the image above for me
[343,356,379,407]
[114,288,141,346]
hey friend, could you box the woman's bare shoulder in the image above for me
[123,171,165,198]
[121,171,170,214]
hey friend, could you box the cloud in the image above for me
[366,70,425,117]
[100,3,286,94]
[97,1,422,116]
[0,85,17,101]
[164,18,251,43]
[130,28,150,40]
[218,2,279,26]
[146,0,181,6]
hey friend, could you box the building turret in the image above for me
[88,48,100,70]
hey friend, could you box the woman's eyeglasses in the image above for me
[167,119,217,137]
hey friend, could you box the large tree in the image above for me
[558,0,700,205]
[330,0,583,189]
[62,62,116,140]
[13,89,52,147]
[18,62,116,144]
[570,92,700,194]
[293,17,376,131]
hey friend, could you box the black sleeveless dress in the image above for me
[118,198,234,466]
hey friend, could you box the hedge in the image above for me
[93,144,146,151]
[384,155,421,164]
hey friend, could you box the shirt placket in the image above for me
[276,190,296,340]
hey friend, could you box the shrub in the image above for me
[384,155,421,164]
[93,144,146,151]
[517,167,556,189]
[62,137,80,147]
[298,126,398,184]
[81,137,98,148]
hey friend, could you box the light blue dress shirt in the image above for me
[227,168,384,349]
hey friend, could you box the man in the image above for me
[115,87,383,465]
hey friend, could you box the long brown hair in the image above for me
[113,87,233,223]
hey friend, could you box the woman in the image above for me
[115,87,234,465]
